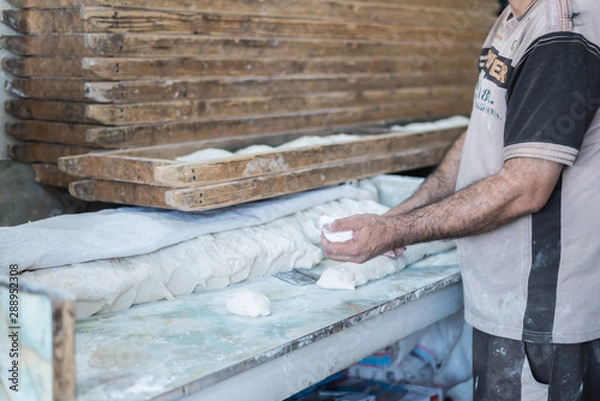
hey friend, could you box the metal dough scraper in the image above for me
[272,267,321,286]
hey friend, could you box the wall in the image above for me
[0,0,14,160]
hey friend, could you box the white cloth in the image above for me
[0,183,369,272]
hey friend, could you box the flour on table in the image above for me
[225,288,271,317]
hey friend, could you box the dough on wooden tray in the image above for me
[175,148,234,162]
[225,288,271,317]
[234,144,275,155]
[175,133,362,162]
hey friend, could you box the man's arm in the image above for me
[384,131,466,217]
[322,156,564,263]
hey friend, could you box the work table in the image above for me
[75,250,462,401]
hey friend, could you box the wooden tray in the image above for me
[59,125,465,211]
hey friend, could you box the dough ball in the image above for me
[225,288,271,317]
[319,215,353,243]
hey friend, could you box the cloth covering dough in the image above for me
[20,197,387,319]
[0,182,367,272]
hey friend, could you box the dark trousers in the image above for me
[472,328,600,400]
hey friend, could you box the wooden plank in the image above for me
[2,6,497,34]
[6,78,89,102]
[7,143,94,163]
[68,143,451,211]
[77,7,490,40]
[84,34,483,58]
[5,0,500,16]
[5,85,474,125]
[52,289,75,401]
[32,163,79,187]
[84,86,474,125]
[5,96,472,149]
[5,120,344,148]
[59,155,172,185]
[2,55,477,80]
[6,122,100,147]
[0,34,485,58]
[86,100,472,148]
[2,9,94,34]
[6,71,477,103]
[3,57,87,78]
[59,127,464,186]
[0,36,87,57]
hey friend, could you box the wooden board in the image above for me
[5,85,474,125]
[6,122,100,147]
[85,100,472,148]
[68,142,454,211]
[2,6,497,34]
[7,143,95,163]
[75,8,490,40]
[10,55,477,81]
[0,278,75,401]
[58,127,464,186]
[31,163,79,187]
[6,70,477,103]
[2,55,478,80]
[0,34,485,58]
[2,9,95,34]
[5,98,471,149]
[74,127,465,187]
[5,0,500,15]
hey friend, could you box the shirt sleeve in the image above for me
[504,32,600,166]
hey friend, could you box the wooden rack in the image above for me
[2,0,497,190]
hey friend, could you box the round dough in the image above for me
[225,288,271,317]
[319,215,353,243]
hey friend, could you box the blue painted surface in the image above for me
[0,285,52,401]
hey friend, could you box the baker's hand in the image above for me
[320,214,400,263]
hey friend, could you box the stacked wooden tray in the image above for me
[57,124,466,211]
[1,0,497,187]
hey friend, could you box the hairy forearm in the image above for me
[387,175,519,248]
[385,159,562,249]
[322,154,564,264]
[385,131,466,216]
